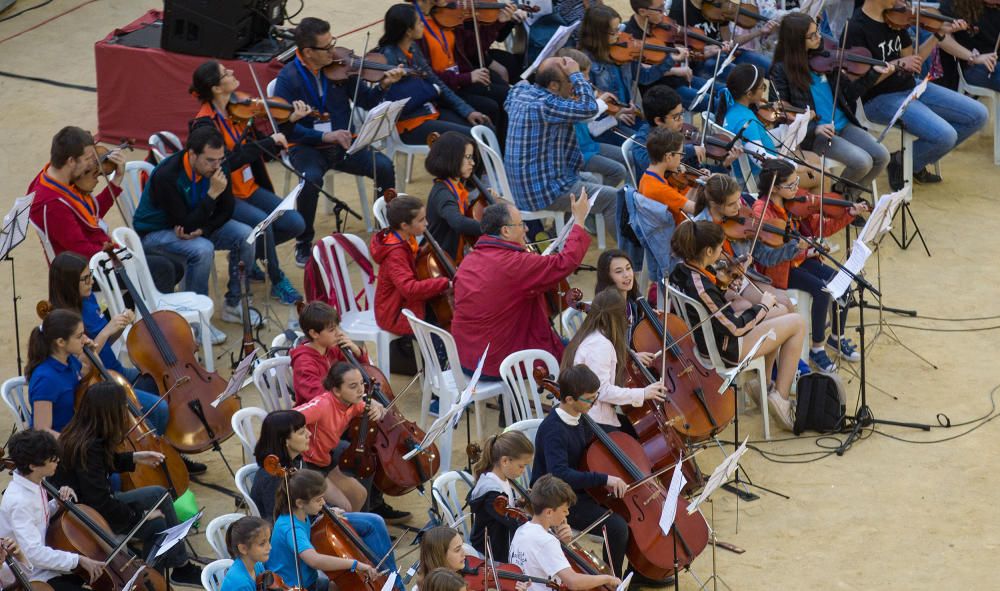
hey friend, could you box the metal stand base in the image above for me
[890,201,931,256]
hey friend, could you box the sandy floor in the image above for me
[1,1,999,589]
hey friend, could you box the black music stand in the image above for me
[0,193,35,375]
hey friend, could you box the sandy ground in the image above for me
[1,1,999,589]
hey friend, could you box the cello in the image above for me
[102,244,240,454]
[337,346,441,496]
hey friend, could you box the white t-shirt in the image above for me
[509,522,571,591]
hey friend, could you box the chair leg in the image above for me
[993,96,1000,166]
[595,215,606,250]
[756,363,770,441]
[396,153,407,192]
[356,176,373,233]
[406,153,415,184]
[199,312,215,373]
[473,400,484,443]
[376,335,392,378]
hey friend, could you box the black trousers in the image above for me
[566,494,628,578]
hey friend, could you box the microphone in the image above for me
[724,118,753,151]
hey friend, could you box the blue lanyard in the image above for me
[294,56,328,110]
[189,166,207,204]
[213,107,242,146]
[643,170,668,185]
[416,5,449,55]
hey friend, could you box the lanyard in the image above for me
[213,106,242,147]
[442,179,465,213]
[40,172,97,219]
[417,5,449,55]
[643,170,668,185]
[186,154,208,204]
[294,56,328,110]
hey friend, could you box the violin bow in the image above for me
[348,32,372,137]
[746,167,779,256]
[88,143,131,225]
[816,19,855,238]
[483,532,503,591]
[469,0,487,73]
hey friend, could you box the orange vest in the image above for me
[196,102,259,199]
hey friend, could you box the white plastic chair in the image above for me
[201,559,233,591]
[382,119,429,192]
[206,513,244,559]
[560,307,586,339]
[504,418,543,486]
[312,234,394,376]
[1,377,31,431]
[119,161,154,228]
[269,330,304,357]
[431,470,475,541]
[786,289,814,365]
[469,125,567,241]
[232,406,268,460]
[372,196,389,230]
[235,463,261,517]
[30,218,56,264]
[498,349,559,423]
[252,356,296,412]
[854,98,938,201]
[148,131,182,163]
[403,309,507,473]
[957,65,1000,166]
[666,284,772,440]
[621,136,639,187]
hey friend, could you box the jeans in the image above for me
[583,143,628,187]
[545,178,619,235]
[119,366,169,435]
[809,123,890,190]
[114,485,188,568]
[861,82,988,171]
[786,257,847,344]
[344,512,403,590]
[961,63,1000,92]
[141,219,254,307]
[289,144,395,245]
[232,188,306,283]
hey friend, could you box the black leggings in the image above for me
[46,575,88,591]
[787,257,848,344]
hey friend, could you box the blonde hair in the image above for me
[472,431,534,477]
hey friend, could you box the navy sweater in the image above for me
[530,410,608,493]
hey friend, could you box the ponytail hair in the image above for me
[757,158,795,198]
[472,431,534,477]
[273,469,328,519]
[671,220,724,262]
[693,174,742,214]
[225,516,270,558]
[26,303,82,379]
[716,63,763,123]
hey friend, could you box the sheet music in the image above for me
[542,189,599,255]
[824,240,871,300]
[347,98,410,155]
[154,509,204,557]
[247,183,303,244]
[121,566,147,591]
[658,456,688,535]
[777,109,812,155]
[689,45,739,111]
[0,193,35,259]
[719,330,776,392]
[687,437,749,514]
[858,187,908,245]
[212,349,257,408]
[587,115,618,138]
[878,75,930,142]
[522,22,581,79]
[379,572,398,591]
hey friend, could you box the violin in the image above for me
[94,140,134,176]
[237,262,258,360]
[755,101,813,127]
[532,379,709,580]
[680,124,732,163]
[610,32,681,65]
[75,344,190,496]
[720,205,791,247]
[784,189,856,219]
[809,38,890,79]
[227,91,325,124]
[699,0,768,28]
[650,18,724,55]
[102,244,240,454]
[667,163,709,191]
[431,1,540,28]
[324,47,422,83]
[256,569,307,591]
[882,1,972,33]
[337,346,441,496]
[261,456,388,591]
[461,557,561,591]
[712,253,751,291]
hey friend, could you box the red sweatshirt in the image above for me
[27,166,122,259]
[295,391,365,468]
[289,343,370,405]
[370,229,450,335]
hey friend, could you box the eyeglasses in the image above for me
[778,176,801,190]
[79,273,93,283]
[503,222,528,229]
[577,395,597,405]
[308,40,337,52]
[670,151,686,157]
[668,112,685,121]
[463,154,476,162]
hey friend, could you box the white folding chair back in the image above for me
[269,330,304,356]
[560,307,586,339]
[383,120,430,191]
[621,136,639,187]
[957,66,1000,166]
[498,349,558,423]
[148,131,182,163]
[1,377,31,431]
[201,559,233,591]
[120,161,154,227]
[252,357,296,412]
[504,418,543,486]
[372,196,389,229]
[666,284,771,439]
[206,513,244,559]
[235,464,261,517]
[432,470,475,541]
[30,217,55,264]
[232,406,268,460]
[403,309,507,473]
[89,252,128,318]
[312,235,393,375]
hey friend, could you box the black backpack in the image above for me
[794,372,846,435]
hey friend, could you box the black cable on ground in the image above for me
[0,69,96,92]
[0,0,54,23]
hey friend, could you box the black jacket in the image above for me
[426,180,483,259]
[768,59,879,148]
[188,112,297,195]
[53,440,139,534]
[468,474,523,562]
[133,151,235,236]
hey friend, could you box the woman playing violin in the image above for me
[189,61,308,304]
[937,0,1000,91]
[412,526,468,589]
[751,159,861,372]
[770,14,891,199]
[53,382,203,585]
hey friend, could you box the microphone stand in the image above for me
[741,136,872,197]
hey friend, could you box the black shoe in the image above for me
[629,572,676,588]
[295,241,312,268]
[372,502,412,524]
[168,563,203,588]
[914,167,942,184]
[887,151,904,191]
[181,455,207,475]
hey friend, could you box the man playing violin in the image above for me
[27,126,181,292]
[667,0,774,84]
[272,17,406,267]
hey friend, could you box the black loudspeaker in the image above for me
[161,0,256,59]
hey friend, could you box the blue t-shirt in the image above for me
[220,559,265,591]
[28,355,82,432]
[724,102,775,177]
[266,514,316,589]
[809,72,849,133]
[81,294,125,374]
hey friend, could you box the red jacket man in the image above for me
[452,194,591,377]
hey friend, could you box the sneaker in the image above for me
[797,359,811,379]
[222,303,263,327]
[827,335,861,362]
[194,322,228,346]
[248,263,266,282]
[767,389,795,430]
[294,242,312,268]
[270,276,303,305]
[181,455,207,475]
[887,151,904,191]
[914,167,942,184]
[809,348,837,373]
[372,502,412,524]
[169,562,203,587]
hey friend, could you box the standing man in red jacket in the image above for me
[27,126,181,291]
[452,191,590,380]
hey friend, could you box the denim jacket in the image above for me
[584,49,674,105]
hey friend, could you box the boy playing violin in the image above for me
[637,127,698,226]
